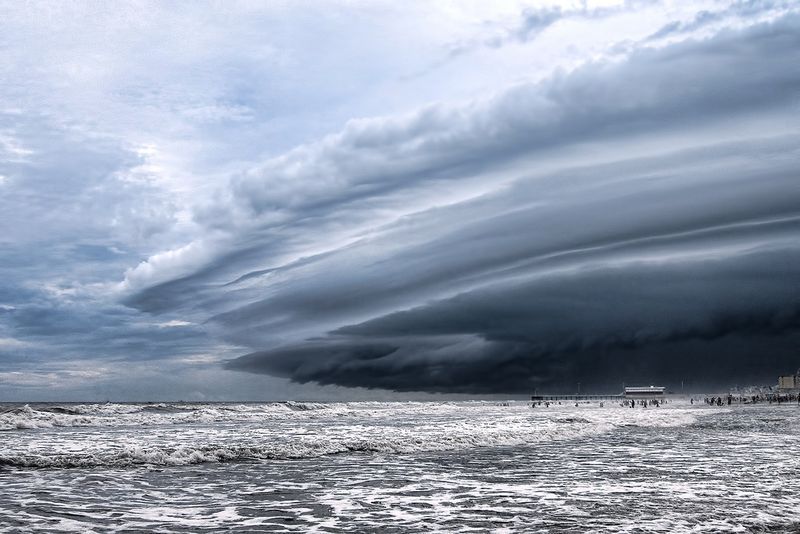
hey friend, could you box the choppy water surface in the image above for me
[1,401,798,532]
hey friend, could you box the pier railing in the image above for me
[531,394,623,401]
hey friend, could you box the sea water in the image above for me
[0,401,798,532]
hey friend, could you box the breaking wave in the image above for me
[0,401,340,431]
[0,401,702,468]
[0,425,600,468]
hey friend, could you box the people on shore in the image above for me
[528,391,799,408]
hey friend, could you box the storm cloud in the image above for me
[3,2,799,398]
[182,16,800,392]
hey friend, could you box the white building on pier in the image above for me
[624,386,665,399]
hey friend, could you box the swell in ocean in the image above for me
[1,401,799,533]
[0,401,697,468]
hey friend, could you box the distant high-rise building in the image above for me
[777,370,800,390]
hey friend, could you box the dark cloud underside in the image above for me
[212,17,800,392]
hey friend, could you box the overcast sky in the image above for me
[1,0,798,400]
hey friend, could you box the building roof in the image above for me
[624,386,666,393]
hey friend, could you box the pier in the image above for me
[532,386,666,402]
[531,394,623,401]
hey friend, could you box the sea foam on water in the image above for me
[1,401,798,533]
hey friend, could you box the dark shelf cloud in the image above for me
[2,3,799,398]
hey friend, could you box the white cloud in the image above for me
[158,320,194,328]
[0,337,29,348]
[120,237,224,293]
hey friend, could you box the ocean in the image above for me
[1,400,798,533]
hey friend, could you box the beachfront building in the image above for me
[624,386,666,399]
[777,370,800,391]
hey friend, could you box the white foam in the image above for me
[0,401,703,467]
[1,403,797,534]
